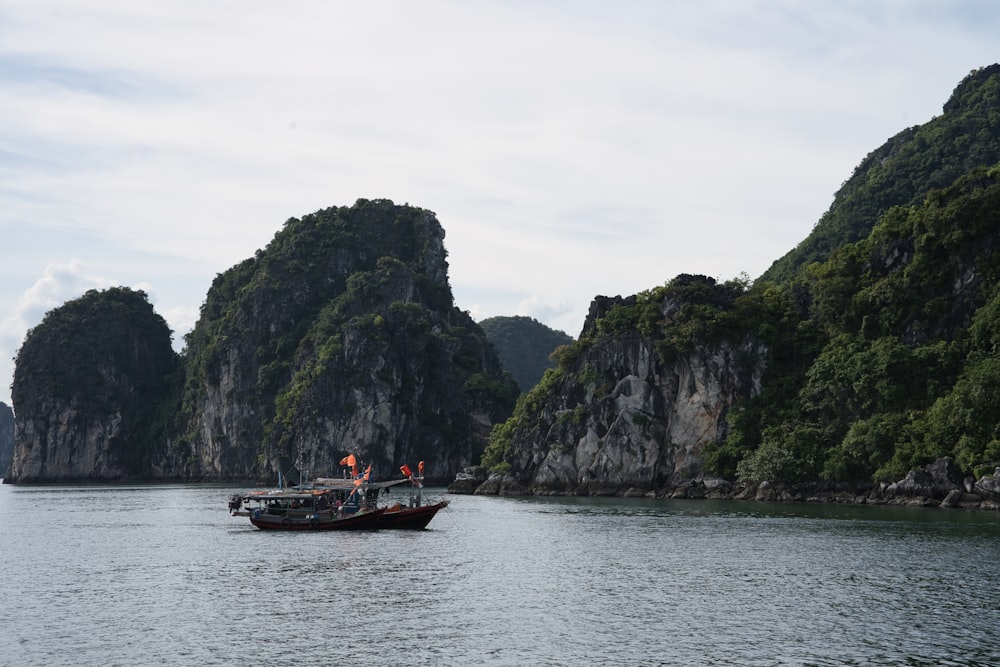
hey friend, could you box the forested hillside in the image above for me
[481,65,1000,498]
[721,166,1000,486]
[762,64,1000,283]
[479,315,573,392]
[10,66,1000,497]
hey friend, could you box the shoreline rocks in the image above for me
[449,458,1000,511]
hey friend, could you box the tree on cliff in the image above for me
[733,165,1000,485]
[9,287,180,482]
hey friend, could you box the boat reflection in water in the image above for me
[228,457,447,531]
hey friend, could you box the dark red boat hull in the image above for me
[249,508,385,531]
[377,501,448,530]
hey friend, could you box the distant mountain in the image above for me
[761,64,1000,284]
[479,316,574,392]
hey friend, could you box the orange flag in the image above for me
[418,460,425,475]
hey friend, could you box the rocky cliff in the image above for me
[7,201,516,484]
[8,288,179,482]
[479,280,767,495]
[159,199,517,483]
[0,402,13,477]
[471,65,1000,501]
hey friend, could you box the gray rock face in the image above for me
[973,467,1000,500]
[449,465,488,494]
[489,291,766,495]
[0,402,15,477]
[161,201,516,483]
[9,287,178,483]
[887,457,964,499]
[11,397,127,481]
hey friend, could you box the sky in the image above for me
[1,1,999,408]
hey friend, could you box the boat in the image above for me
[228,456,447,531]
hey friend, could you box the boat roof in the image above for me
[240,477,414,499]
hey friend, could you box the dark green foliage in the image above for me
[482,366,562,469]
[733,66,1000,486]
[478,315,574,392]
[12,287,181,475]
[592,274,758,361]
[181,200,452,426]
[178,198,516,476]
[490,65,1000,489]
[13,199,516,481]
[733,165,1000,485]
[762,65,1000,284]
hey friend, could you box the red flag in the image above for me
[400,464,412,478]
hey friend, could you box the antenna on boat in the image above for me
[400,461,425,508]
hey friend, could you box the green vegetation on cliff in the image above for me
[708,69,1000,487]
[11,201,517,482]
[12,287,180,477]
[175,198,517,479]
[743,166,1000,482]
[14,66,1000,490]
[488,65,1000,491]
[762,64,1000,284]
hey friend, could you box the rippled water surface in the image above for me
[1,484,999,666]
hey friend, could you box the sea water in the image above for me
[1,484,998,666]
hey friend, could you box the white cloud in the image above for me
[1,1,999,404]
[1,261,113,337]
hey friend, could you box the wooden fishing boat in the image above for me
[228,456,447,531]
